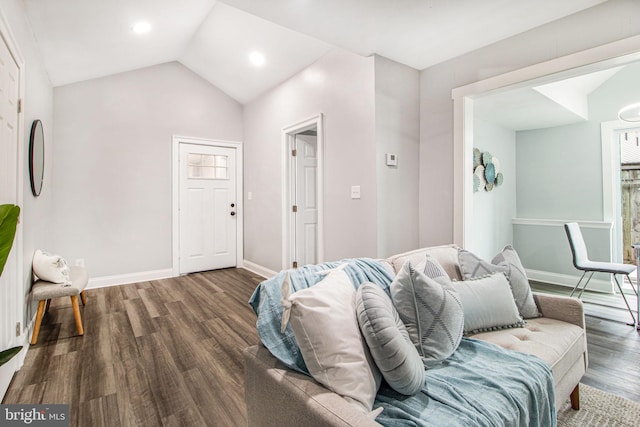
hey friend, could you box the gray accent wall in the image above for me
[243,50,420,271]
[51,62,243,277]
[243,49,377,271]
[374,55,420,258]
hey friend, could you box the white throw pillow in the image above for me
[32,249,71,284]
[283,269,381,413]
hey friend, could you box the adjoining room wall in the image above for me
[513,61,640,289]
[471,118,516,260]
[374,55,420,258]
[243,49,377,272]
[52,62,243,279]
[419,0,640,248]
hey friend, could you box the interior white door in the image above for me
[179,143,237,274]
[0,34,20,351]
[293,134,318,266]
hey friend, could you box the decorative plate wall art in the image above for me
[473,148,503,192]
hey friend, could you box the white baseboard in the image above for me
[526,269,614,294]
[242,260,277,279]
[86,268,175,289]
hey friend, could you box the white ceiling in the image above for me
[23,0,607,104]
[474,67,624,131]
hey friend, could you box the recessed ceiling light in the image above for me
[132,21,151,34]
[249,51,266,67]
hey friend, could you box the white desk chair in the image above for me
[564,222,638,326]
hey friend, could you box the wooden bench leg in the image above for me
[31,300,46,345]
[71,295,84,336]
[570,384,580,410]
[80,291,87,306]
[45,299,51,314]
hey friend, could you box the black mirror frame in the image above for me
[29,119,45,197]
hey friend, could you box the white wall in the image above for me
[374,55,420,258]
[52,62,242,278]
[419,0,640,247]
[243,49,377,271]
[0,0,54,331]
[471,118,516,259]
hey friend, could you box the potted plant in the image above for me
[0,204,21,367]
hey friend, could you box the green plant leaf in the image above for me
[0,346,22,367]
[0,204,20,276]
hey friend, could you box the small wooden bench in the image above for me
[30,266,88,345]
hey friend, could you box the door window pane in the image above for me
[187,153,228,179]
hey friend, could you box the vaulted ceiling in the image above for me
[23,0,606,104]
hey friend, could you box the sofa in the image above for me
[244,245,588,426]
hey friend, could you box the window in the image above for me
[187,153,228,179]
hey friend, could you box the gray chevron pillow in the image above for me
[458,246,541,319]
[390,261,464,364]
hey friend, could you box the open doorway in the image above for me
[282,114,324,269]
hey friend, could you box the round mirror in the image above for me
[29,120,45,197]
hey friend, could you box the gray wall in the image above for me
[243,49,377,271]
[419,0,640,247]
[472,118,516,260]
[1,0,54,325]
[51,62,243,277]
[374,55,420,258]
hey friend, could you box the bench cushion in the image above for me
[31,266,88,300]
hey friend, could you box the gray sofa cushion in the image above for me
[356,283,424,395]
[453,272,525,334]
[390,261,464,363]
[458,246,541,319]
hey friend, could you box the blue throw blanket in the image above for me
[249,258,556,426]
[375,338,556,427]
[248,258,394,373]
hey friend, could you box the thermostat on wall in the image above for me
[386,153,398,166]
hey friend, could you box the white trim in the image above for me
[526,268,613,294]
[86,268,174,290]
[601,120,640,263]
[281,114,324,270]
[171,136,244,276]
[512,218,613,229]
[452,35,640,247]
[242,260,277,279]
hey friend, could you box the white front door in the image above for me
[292,133,318,267]
[179,143,237,274]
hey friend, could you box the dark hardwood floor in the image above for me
[2,268,264,427]
[2,269,639,426]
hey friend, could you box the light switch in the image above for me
[247,191,253,200]
[351,185,361,199]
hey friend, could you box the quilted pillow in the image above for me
[283,269,381,413]
[32,249,71,284]
[390,261,464,363]
[453,272,525,334]
[356,283,424,395]
[458,246,541,318]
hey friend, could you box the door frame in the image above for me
[171,135,243,276]
[0,9,26,395]
[281,114,324,269]
[602,120,640,264]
